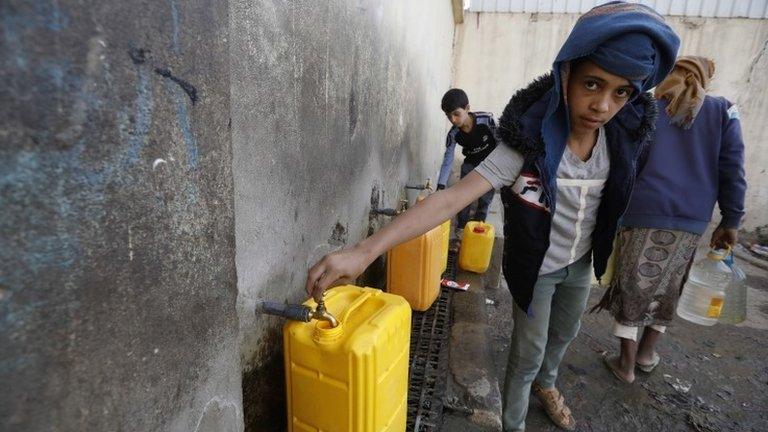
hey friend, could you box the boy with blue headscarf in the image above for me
[305,2,680,430]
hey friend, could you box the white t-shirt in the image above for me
[475,127,610,275]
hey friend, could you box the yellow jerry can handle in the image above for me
[313,290,374,344]
[340,291,374,324]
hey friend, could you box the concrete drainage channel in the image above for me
[405,251,458,431]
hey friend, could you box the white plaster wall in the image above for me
[453,12,768,229]
[231,0,456,373]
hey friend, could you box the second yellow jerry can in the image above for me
[284,285,411,432]
[439,220,451,272]
[386,224,443,311]
[458,221,495,273]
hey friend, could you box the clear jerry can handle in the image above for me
[706,245,731,260]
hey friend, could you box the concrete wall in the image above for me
[230,0,456,428]
[453,12,768,229]
[1,1,241,431]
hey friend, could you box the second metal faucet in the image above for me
[405,178,433,192]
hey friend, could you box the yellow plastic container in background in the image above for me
[440,220,451,272]
[284,285,411,432]
[458,221,495,273]
[387,224,443,311]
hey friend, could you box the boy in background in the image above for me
[437,89,497,240]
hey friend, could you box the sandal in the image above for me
[636,352,661,373]
[602,354,635,384]
[532,382,576,430]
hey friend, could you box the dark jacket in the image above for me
[496,74,657,314]
[621,96,746,234]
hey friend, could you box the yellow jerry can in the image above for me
[386,224,443,311]
[458,221,495,273]
[440,220,451,272]
[284,285,411,432]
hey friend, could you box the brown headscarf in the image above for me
[654,56,716,129]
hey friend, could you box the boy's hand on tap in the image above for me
[306,245,373,302]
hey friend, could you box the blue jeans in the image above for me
[457,161,494,229]
[502,253,593,431]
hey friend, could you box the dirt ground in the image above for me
[475,254,768,432]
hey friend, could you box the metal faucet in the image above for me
[258,298,339,328]
[311,300,339,328]
[370,207,400,217]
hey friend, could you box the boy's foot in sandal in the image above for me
[636,351,660,373]
[532,382,576,430]
[603,354,635,384]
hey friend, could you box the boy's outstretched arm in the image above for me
[306,171,493,301]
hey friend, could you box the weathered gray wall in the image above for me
[453,12,768,230]
[230,0,455,428]
[1,1,242,431]
[2,0,458,429]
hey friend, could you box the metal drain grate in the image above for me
[443,249,458,281]
[405,251,457,431]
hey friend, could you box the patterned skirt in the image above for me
[593,227,701,327]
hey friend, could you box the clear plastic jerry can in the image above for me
[676,248,732,326]
[719,252,747,325]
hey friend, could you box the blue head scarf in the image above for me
[540,1,680,177]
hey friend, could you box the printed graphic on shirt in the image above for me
[512,172,550,212]
[466,140,491,154]
[727,104,740,120]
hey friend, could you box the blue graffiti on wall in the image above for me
[125,63,155,166]
[1,0,68,69]
[0,1,209,344]
[170,0,181,56]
